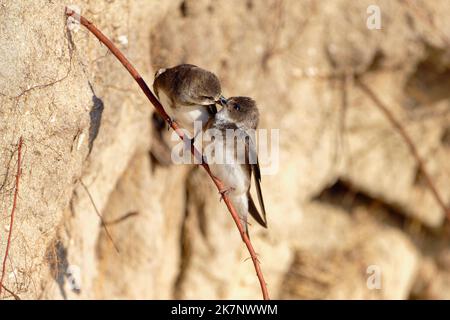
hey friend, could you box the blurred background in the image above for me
[0,0,449,299]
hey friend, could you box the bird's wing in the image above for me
[153,76,160,99]
[252,158,267,226]
[245,131,267,228]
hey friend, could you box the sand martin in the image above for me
[204,96,267,236]
[153,64,225,137]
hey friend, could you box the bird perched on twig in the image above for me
[153,64,226,138]
[204,96,267,237]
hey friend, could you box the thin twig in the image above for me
[104,211,139,226]
[79,179,120,254]
[0,136,23,296]
[1,284,20,300]
[66,8,269,299]
[355,78,450,220]
[400,0,450,47]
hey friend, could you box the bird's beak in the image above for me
[216,95,227,107]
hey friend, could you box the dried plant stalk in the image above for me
[65,8,269,299]
[0,137,23,296]
[356,78,450,221]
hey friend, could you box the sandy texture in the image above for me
[0,0,449,299]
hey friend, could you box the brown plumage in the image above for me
[153,64,223,136]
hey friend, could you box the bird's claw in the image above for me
[167,117,174,131]
[219,187,235,202]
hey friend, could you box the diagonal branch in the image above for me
[79,179,120,254]
[356,78,450,221]
[65,8,269,299]
[400,0,450,47]
[1,284,21,300]
[0,136,23,297]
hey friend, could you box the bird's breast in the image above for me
[208,143,250,196]
[175,105,210,135]
[157,90,210,135]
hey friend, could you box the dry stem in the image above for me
[0,137,23,296]
[356,78,450,220]
[65,8,269,299]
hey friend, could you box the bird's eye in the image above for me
[234,104,241,111]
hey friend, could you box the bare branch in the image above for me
[0,137,23,296]
[1,284,21,300]
[79,179,121,254]
[65,8,269,299]
[356,78,450,221]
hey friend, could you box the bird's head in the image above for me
[218,96,259,129]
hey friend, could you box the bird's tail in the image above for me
[231,193,267,238]
[248,193,268,228]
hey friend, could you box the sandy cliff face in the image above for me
[0,0,449,299]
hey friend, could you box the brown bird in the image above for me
[153,64,225,137]
[204,96,267,236]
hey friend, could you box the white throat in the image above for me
[215,108,231,125]
[215,108,246,129]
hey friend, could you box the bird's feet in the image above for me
[218,187,235,202]
[167,117,174,131]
